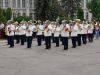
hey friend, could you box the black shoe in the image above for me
[64,48,68,50]
[72,46,76,48]
[9,46,14,48]
[56,45,59,47]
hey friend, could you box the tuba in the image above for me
[33,20,37,25]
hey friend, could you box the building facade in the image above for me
[0,0,35,19]
[81,0,92,21]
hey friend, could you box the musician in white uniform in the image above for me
[36,20,44,46]
[6,21,15,48]
[87,22,94,42]
[0,22,4,30]
[19,21,26,45]
[70,22,78,48]
[76,20,82,46]
[44,20,52,49]
[15,22,20,44]
[5,22,10,45]
[81,22,88,44]
[51,22,56,43]
[61,20,70,50]
[32,21,37,39]
[26,21,33,48]
[54,22,61,47]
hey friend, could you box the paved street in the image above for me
[0,39,100,75]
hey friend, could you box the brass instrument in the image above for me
[78,25,82,30]
[44,25,49,32]
[8,27,11,33]
[33,20,37,25]
[63,26,69,32]
[26,26,30,32]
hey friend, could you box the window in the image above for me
[17,0,21,8]
[0,0,3,7]
[29,13,33,18]
[5,0,8,7]
[22,0,26,8]
[29,0,32,8]
[18,13,21,16]
[12,0,16,8]
[23,13,26,17]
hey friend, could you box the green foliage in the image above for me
[5,8,12,20]
[0,8,7,23]
[0,7,12,23]
[87,0,100,21]
[35,0,67,21]
[77,6,84,21]
[61,0,81,18]
[13,16,32,23]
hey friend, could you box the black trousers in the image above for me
[88,33,93,42]
[62,37,68,50]
[60,35,63,45]
[42,32,45,41]
[77,34,82,46]
[20,35,26,45]
[52,33,55,43]
[82,34,87,44]
[26,36,32,48]
[55,37,59,47]
[71,36,77,48]
[32,32,37,39]
[15,35,20,44]
[9,36,14,47]
[45,36,51,49]
[37,35,42,46]
[7,35,10,45]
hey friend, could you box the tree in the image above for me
[61,0,81,18]
[35,0,51,21]
[0,8,7,23]
[5,8,12,20]
[77,6,84,20]
[87,0,100,21]
[35,0,66,21]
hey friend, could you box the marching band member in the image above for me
[15,22,20,44]
[32,20,37,39]
[70,22,78,48]
[51,22,56,43]
[26,21,33,48]
[6,21,15,48]
[54,22,61,47]
[19,21,26,45]
[44,20,52,49]
[87,22,94,42]
[36,20,44,46]
[0,22,4,30]
[61,20,70,50]
[81,22,88,44]
[76,20,82,46]
[5,22,10,45]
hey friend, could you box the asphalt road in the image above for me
[0,39,100,75]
